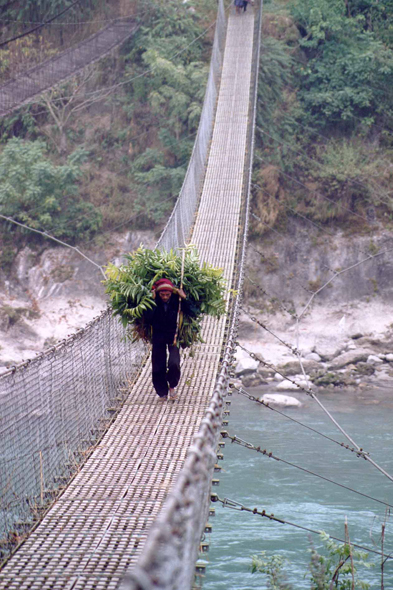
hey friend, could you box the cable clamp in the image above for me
[222,497,243,510]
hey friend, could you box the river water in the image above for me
[204,384,393,589]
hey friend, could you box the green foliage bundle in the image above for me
[105,246,226,348]
[0,138,101,241]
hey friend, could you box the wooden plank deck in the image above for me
[0,9,255,589]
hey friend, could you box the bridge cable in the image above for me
[0,0,82,48]
[214,495,393,559]
[0,4,155,26]
[236,341,393,483]
[245,273,298,318]
[233,384,368,457]
[1,126,199,234]
[0,214,106,278]
[0,190,180,277]
[10,3,232,109]
[252,175,389,273]
[222,431,393,510]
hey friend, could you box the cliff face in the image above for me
[242,221,393,369]
[246,220,393,308]
[0,230,155,371]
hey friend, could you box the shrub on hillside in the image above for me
[0,138,101,242]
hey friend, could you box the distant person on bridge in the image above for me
[234,0,244,15]
[145,278,189,401]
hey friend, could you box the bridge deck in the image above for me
[0,10,255,589]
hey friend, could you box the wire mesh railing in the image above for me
[0,0,226,565]
[121,3,263,588]
[156,0,226,252]
[0,1,144,117]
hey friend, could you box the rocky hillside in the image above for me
[238,220,393,393]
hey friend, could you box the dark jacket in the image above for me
[145,293,191,344]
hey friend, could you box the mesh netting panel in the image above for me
[0,311,147,545]
[0,5,142,118]
[156,0,226,252]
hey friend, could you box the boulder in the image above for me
[257,366,276,378]
[386,353,393,362]
[351,333,363,340]
[367,355,383,365]
[235,356,259,376]
[328,349,375,370]
[313,371,356,387]
[241,373,266,388]
[276,379,300,391]
[277,359,321,377]
[260,393,302,408]
[274,372,284,381]
[305,352,321,362]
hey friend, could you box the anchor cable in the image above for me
[223,431,393,510]
[214,495,393,559]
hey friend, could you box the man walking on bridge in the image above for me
[146,278,188,401]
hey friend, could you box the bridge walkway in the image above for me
[0,9,255,589]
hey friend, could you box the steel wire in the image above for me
[237,340,393,483]
[223,431,393,510]
[215,495,393,559]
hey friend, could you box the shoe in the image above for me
[158,395,168,401]
[169,388,177,400]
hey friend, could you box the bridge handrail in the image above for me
[122,2,264,588]
[156,0,226,252]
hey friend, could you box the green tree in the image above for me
[0,138,101,241]
[251,551,292,589]
[291,0,393,129]
[309,532,372,589]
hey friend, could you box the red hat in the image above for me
[152,278,175,293]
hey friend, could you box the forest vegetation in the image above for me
[254,0,393,235]
[0,0,392,271]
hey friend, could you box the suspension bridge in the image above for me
[0,14,139,118]
[0,2,261,588]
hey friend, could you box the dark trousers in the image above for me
[151,341,181,397]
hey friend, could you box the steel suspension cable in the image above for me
[15,6,232,109]
[214,495,393,559]
[233,384,367,457]
[0,0,81,48]
[237,341,393,483]
[222,431,393,510]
